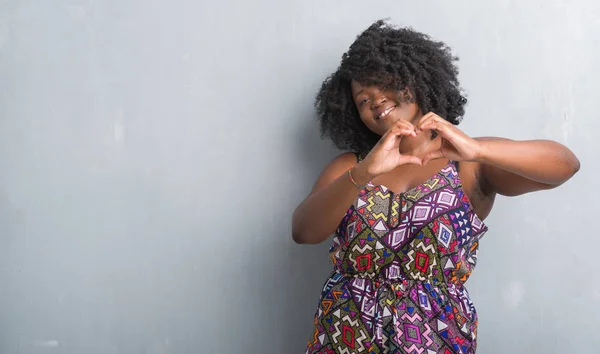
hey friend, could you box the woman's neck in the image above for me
[399,132,441,159]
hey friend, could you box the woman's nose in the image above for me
[372,93,387,109]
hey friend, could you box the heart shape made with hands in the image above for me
[391,112,479,166]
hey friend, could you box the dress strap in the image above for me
[450,159,460,172]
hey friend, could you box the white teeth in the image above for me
[379,106,395,118]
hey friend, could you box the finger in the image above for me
[381,119,418,143]
[416,113,438,132]
[396,127,417,137]
[380,124,399,140]
[418,112,436,123]
[379,130,398,148]
[393,120,416,133]
[380,127,414,148]
[422,149,446,165]
[418,113,447,130]
[389,124,417,138]
[419,120,446,134]
[419,112,437,122]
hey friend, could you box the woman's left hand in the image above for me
[417,112,481,165]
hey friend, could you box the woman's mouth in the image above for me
[377,106,396,120]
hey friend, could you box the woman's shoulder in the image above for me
[321,152,360,175]
[308,152,360,192]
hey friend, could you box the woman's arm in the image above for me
[291,153,366,244]
[416,113,580,197]
[292,120,423,244]
[475,137,580,196]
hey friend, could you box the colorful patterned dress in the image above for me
[305,160,488,354]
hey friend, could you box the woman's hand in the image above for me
[417,112,482,165]
[352,120,423,184]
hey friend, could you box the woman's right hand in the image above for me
[351,120,423,184]
[292,120,422,244]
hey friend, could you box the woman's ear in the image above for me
[400,88,415,104]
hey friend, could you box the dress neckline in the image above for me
[366,160,454,196]
[362,160,488,226]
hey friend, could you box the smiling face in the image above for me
[351,79,422,136]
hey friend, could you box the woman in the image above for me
[292,20,580,354]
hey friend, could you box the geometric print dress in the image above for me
[305,159,488,354]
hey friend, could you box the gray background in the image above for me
[0,0,598,353]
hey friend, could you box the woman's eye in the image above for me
[359,98,369,106]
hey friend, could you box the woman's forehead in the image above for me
[351,76,402,90]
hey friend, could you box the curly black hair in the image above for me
[315,19,467,157]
